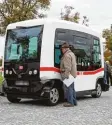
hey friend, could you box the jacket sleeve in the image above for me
[107,65,111,74]
[63,54,72,78]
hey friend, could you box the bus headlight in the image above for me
[33,70,38,75]
[29,71,32,75]
[5,70,9,74]
[9,71,12,75]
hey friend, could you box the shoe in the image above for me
[74,101,78,106]
[74,103,77,106]
[64,99,67,102]
[63,102,74,107]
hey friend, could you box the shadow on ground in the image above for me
[1,93,110,106]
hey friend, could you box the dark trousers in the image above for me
[63,82,77,105]
[107,72,111,85]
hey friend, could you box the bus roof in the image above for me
[7,18,101,38]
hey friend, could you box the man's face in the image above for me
[61,47,66,54]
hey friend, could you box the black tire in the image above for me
[47,87,60,106]
[91,83,102,98]
[7,96,21,103]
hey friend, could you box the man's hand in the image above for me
[64,71,70,79]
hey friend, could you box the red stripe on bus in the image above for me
[2,68,4,71]
[77,72,80,75]
[40,67,104,75]
[0,68,4,72]
[83,68,104,75]
[40,67,60,73]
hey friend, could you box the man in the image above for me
[106,61,112,85]
[60,42,77,107]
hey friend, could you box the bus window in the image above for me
[54,29,101,71]
[29,37,38,58]
[92,39,101,69]
[5,26,43,62]
[54,29,68,68]
[54,44,61,67]
[9,43,21,60]
[72,35,91,71]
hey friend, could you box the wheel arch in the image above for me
[42,79,64,106]
[43,79,64,101]
[95,77,105,91]
[44,79,63,88]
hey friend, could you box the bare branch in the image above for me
[0,9,7,20]
[4,0,11,14]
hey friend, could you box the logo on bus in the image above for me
[19,66,23,70]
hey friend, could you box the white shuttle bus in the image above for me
[3,19,109,106]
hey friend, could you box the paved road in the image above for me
[0,87,112,125]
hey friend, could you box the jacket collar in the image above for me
[61,49,71,60]
[64,49,71,55]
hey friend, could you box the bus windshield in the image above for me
[5,25,43,62]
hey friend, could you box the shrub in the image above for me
[0,75,3,86]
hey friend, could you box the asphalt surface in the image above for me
[0,87,112,125]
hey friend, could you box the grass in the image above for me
[0,74,3,86]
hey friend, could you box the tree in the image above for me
[60,5,80,23]
[102,26,112,64]
[0,0,50,35]
[82,16,89,26]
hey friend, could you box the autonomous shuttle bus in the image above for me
[3,19,109,106]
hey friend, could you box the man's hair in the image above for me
[61,42,70,48]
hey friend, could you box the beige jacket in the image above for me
[60,49,77,80]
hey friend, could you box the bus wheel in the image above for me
[7,95,21,103]
[47,87,59,106]
[91,83,102,98]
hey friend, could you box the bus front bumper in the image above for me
[3,80,50,99]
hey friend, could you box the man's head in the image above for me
[61,42,70,54]
[106,61,110,65]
